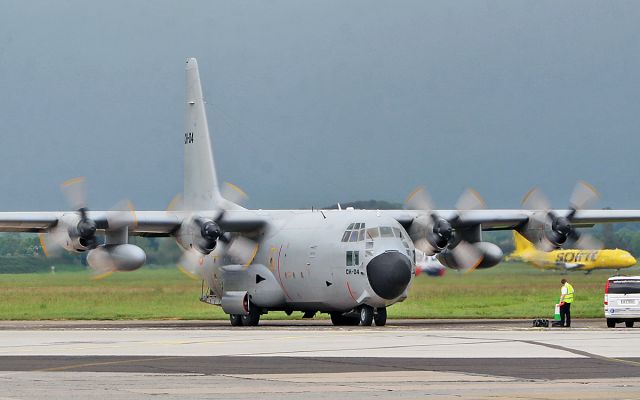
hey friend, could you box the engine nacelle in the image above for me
[175,217,221,254]
[56,213,97,253]
[87,244,146,272]
[519,211,571,250]
[437,242,503,270]
[408,215,451,255]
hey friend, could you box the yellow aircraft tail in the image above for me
[512,231,535,255]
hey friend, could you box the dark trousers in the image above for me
[560,302,571,327]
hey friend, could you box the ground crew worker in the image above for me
[559,278,574,327]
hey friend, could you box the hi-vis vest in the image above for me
[563,283,575,304]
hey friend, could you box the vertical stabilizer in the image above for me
[512,231,535,254]
[184,58,223,210]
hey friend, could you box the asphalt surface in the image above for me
[1,319,640,399]
[0,317,607,330]
[2,355,640,380]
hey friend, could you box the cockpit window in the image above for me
[366,227,379,239]
[380,226,394,237]
[342,222,365,242]
[358,229,365,241]
[392,227,402,238]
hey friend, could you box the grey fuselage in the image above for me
[202,209,416,314]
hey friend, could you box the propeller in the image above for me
[405,187,485,272]
[40,177,139,280]
[521,181,603,251]
[176,182,259,279]
[39,177,98,257]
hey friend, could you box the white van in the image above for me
[604,276,640,328]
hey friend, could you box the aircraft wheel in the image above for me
[359,305,374,326]
[626,320,635,328]
[241,305,261,326]
[606,318,616,328]
[374,307,387,326]
[229,314,243,326]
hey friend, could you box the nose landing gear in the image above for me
[359,305,374,326]
[330,305,388,327]
[374,307,387,326]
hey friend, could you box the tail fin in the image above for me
[184,58,223,210]
[512,231,535,254]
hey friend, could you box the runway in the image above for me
[1,320,640,399]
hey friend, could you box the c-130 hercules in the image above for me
[3,58,640,327]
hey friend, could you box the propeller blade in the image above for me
[521,186,551,211]
[413,238,436,255]
[86,248,117,280]
[574,233,604,250]
[221,182,249,206]
[60,177,88,211]
[451,241,484,273]
[537,237,558,252]
[177,249,210,280]
[569,181,600,211]
[38,227,67,258]
[405,186,433,212]
[166,194,184,212]
[455,188,486,211]
[107,200,137,230]
[227,236,259,267]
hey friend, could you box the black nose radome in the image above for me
[367,251,412,300]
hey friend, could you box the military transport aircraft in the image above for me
[509,231,637,273]
[2,58,640,327]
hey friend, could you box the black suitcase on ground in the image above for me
[533,319,549,327]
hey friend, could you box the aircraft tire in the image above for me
[229,314,242,327]
[241,305,261,326]
[359,306,374,326]
[626,320,634,328]
[374,307,387,326]
[607,318,616,328]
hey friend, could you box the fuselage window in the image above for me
[380,226,394,238]
[392,227,402,238]
[346,250,360,266]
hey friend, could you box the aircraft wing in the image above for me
[555,262,584,270]
[386,209,640,230]
[0,210,267,236]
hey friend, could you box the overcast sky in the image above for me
[1,1,639,211]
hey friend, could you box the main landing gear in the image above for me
[330,306,387,327]
[229,302,261,326]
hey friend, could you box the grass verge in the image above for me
[0,263,632,320]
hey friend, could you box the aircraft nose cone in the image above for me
[628,255,637,266]
[367,251,412,300]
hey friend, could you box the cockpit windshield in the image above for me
[342,225,404,242]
